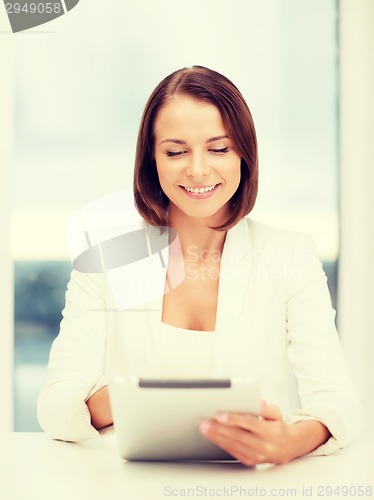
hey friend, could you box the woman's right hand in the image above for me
[86,385,113,430]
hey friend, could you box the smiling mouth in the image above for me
[179,183,220,194]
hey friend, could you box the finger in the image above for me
[206,433,257,466]
[214,411,265,434]
[261,402,283,421]
[199,420,264,466]
[201,418,261,448]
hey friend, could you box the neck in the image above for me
[168,204,228,261]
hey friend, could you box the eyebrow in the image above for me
[158,135,229,146]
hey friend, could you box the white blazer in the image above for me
[37,217,362,455]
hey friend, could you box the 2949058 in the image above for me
[5,2,62,14]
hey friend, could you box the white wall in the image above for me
[338,0,374,431]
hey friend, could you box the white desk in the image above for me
[0,433,373,500]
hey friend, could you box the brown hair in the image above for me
[133,65,258,231]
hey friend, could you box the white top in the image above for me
[159,322,215,379]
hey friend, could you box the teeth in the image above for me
[183,184,217,193]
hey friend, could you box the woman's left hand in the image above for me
[199,401,294,466]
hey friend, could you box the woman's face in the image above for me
[154,95,241,224]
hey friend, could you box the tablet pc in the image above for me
[109,376,260,461]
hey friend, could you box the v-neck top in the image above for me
[158,322,215,379]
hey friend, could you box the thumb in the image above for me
[261,401,283,421]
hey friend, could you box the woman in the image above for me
[38,66,361,465]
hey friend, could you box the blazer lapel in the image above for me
[212,218,251,377]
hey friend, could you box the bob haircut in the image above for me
[134,65,258,231]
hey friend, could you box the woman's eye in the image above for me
[166,151,185,157]
[210,147,229,154]
[166,147,229,157]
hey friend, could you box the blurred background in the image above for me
[0,0,372,432]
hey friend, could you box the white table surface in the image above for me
[0,433,373,500]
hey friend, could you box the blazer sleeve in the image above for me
[284,233,362,456]
[37,269,114,442]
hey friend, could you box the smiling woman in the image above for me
[38,66,361,466]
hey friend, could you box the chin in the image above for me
[177,202,230,223]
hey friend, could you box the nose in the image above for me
[186,152,210,180]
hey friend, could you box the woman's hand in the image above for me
[199,401,331,466]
